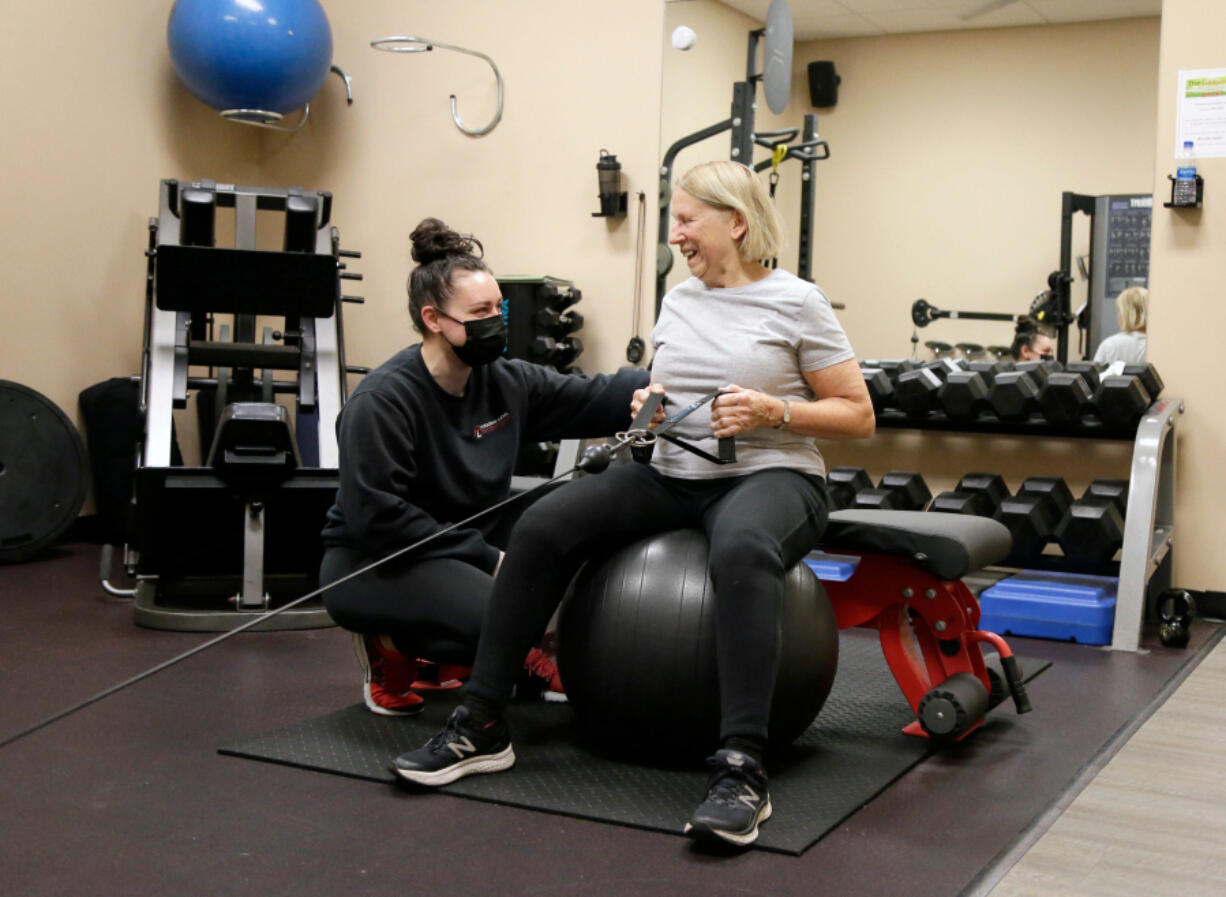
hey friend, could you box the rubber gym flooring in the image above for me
[1,542,1219,897]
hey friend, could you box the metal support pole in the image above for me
[730,81,755,167]
[798,114,818,282]
[1058,191,1095,364]
[237,500,269,610]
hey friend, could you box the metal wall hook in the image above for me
[331,64,354,105]
[220,64,353,132]
[221,105,312,133]
[371,35,504,137]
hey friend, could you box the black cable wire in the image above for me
[0,464,583,751]
[0,391,707,752]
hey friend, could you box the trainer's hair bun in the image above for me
[409,218,484,264]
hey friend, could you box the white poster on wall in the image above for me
[1175,68,1226,158]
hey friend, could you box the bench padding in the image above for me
[823,510,1012,581]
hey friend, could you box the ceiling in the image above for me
[706,0,1162,40]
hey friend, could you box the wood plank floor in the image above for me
[989,632,1226,897]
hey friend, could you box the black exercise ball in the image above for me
[557,528,839,759]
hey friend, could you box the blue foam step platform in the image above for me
[979,571,1118,645]
[805,551,860,582]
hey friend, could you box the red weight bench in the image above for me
[817,509,1033,741]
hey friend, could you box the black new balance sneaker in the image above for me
[683,749,772,846]
[391,705,515,787]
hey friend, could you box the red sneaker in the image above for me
[521,647,567,703]
[412,659,471,691]
[353,634,425,716]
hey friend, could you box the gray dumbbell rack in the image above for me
[883,396,1183,652]
[124,178,357,632]
[1112,396,1183,651]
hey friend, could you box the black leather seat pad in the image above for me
[822,510,1012,581]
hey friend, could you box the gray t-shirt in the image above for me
[1093,330,1147,365]
[649,269,855,480]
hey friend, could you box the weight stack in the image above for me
[498,276,585,375]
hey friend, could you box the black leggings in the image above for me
[467,462,829,742]
[319,486,559,665]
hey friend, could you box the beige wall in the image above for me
[658,11,1158,544]
[787,17,1161,361]
[265,1,666,381]
[0,0,261,413]
[0,1,665,484]
[1147,0,1225,590]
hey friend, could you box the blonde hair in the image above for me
[675,161,785,261]
[1116,286,1148,332]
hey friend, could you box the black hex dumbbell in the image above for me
[938,370,990,422]
[1055,478,1128,565]
[553,336,583,367]
[1092,375,1152,432]
[861,367,895,414]
[853,487,906,510]
[1037,370,1096,426]
[1016,360,1064,386]
[876,359,920,385]
[827,466,873,511]
[956,472,1011,517]
[968,359,1015,387]
[1019,476,1074,517]
[1065,361,1103,392]
[894,366,944,418]
[897,359,965,418]
[1121,363,1163,401]
[929,490,996,516]
[994,477,1071,564]
[1084,478,1128,511]
[988,369,1042,422]
[876,471,932,510]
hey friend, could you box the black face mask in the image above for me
[438,310,507,367]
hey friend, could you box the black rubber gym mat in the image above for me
[219,631,1048,855]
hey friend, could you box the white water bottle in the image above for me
[1175,140,1198,205]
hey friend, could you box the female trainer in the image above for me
[320,218,648,717]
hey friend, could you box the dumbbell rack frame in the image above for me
[878,397,1183,652]
[1112,397,1183,651]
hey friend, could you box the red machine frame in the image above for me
[822,550,1027,740]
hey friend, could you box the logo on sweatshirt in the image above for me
[473,412,511,439]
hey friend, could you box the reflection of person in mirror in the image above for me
[1010,317,1056,361]
[1093,287,1148,365]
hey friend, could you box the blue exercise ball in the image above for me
[167,0,333,115]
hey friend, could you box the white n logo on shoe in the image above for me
[447,736,477,759]
[737,786,760,809]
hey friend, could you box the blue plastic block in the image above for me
[805,551,861,582]
[979,571,1118,645]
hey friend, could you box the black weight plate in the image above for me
[0,381,89,563]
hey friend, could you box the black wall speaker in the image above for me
[808,61,841,107]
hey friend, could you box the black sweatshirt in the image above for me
[322,345,649,570]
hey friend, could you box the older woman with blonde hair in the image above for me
[1093,286,1148,364]
[393,161,875,847]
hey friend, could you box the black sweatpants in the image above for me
[466,462,829,743]
[319,485,560,665]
